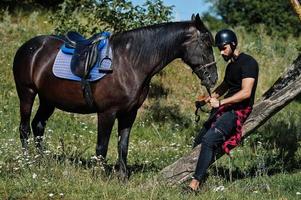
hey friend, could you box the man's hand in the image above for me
[204,96,211,103]
[209,97,220,108]
[195,95,210,108]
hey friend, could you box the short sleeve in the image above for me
[241,59,258,79]
[223,65,230,82]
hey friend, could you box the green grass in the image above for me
[0,10,301,199]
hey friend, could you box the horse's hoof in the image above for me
[34,142,46,155]
[22,147,29,156]
[117,171,129,183]
[113,163,129,182]
[21,139,29,150]
[35,147,45,155]
[91,155,111,174]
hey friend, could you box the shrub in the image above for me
[50,0,174,35]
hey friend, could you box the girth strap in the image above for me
[64,31,111,108]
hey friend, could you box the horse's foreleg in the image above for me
[96,111,116,160]
[17,87,36,152]
[117,109,138,180]
[31,98,55,152]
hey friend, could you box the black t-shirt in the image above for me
[224,53,259,107]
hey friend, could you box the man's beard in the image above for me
[222,50,235,61]
[222,54,232,61]
[222,46,236,62]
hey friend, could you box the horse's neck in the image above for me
[128,28,184,81]
[111,23,188,88]
[141,44,179,77]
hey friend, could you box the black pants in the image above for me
[192,110,236,181]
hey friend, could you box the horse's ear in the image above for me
[194,13,207,32]
[191,14,196,21]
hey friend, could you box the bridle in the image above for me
[192,61,216,74]
[192,61,216,122]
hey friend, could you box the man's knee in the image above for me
[202,128,223,149]
[214,111,236,136]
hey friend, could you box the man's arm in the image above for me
[212,80,229,98]
[220,78,255,105]
[209,78,255,107]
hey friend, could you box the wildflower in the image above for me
[213,186,225,192]
[32,173,37,179]
[297,192,301,195]
[49,193,54,197]
[63,170,69,177]
[170,142,176,146]
[91,155,99,160]
[43,150,51,154]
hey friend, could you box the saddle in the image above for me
[63,31,112,108]
[65,31,112,79]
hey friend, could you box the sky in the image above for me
[131,0,211,21]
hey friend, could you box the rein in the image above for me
[194,86,212,122]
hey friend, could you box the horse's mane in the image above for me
[110,21,193,61]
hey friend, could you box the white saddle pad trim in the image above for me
[52,42,112,81]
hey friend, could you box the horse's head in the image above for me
[181,14,218,89]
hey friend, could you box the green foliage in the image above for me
[0,0,63,10]
[208,0,301,37]
[50,0,174,35]
[250,107,301,172]
[202,12,227,31]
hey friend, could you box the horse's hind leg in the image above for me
[31,98,55,152]
[17,86,36,151]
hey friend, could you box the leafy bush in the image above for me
[206,0,301,38]
[50,0,174,35]
[0,0,63,10]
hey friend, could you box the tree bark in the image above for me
[290,0,301,22]
[158,54,301,185]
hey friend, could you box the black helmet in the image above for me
[215,29,237,49]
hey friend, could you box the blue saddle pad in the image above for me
[52,37,112,82]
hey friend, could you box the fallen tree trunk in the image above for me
[290,0,301,22]
[159,54,301,185]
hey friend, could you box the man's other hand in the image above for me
[209,97,220,108]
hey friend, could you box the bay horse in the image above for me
[13,14,217,179]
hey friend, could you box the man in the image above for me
[187,29,259,191]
